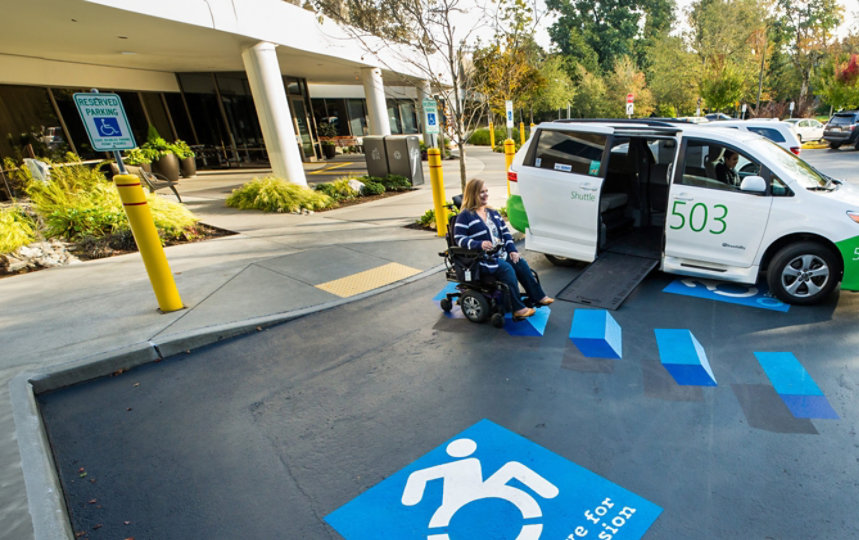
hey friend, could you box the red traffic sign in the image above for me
[626,93,634,103]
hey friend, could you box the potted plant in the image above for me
[123,147,154,172]
[318,123,338,160]
[142,136,180,181]
[174,139,196,178]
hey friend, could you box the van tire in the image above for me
[545,254,578,267]
[766,242,839,305]
[829,142,842,149]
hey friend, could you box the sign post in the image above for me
[73,90,183,312]
[626,93,634,118]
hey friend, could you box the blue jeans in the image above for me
[490,257,546,312]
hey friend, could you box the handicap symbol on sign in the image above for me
[95,117,121,137]
[427,112,437,126]
[402,438,559,540]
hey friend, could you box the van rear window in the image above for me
[747,127,786,142]
[529,130,607,175]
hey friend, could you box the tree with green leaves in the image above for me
[546,0,675,74]
[645,35,701,116]
[772,0,842,102]
[309,0,494,190]
[813,53,859,111]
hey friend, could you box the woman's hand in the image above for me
[509,251,521,263]
[481,241,493,251]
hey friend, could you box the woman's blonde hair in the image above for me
[461,178,489,212]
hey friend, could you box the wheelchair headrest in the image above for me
[451,194,462,209]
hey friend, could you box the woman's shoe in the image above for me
[537,297,554,306]
[513,307,536,320]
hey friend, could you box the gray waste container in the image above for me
[363,136,388,178]
[384,135,424,186]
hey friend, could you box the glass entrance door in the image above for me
[291,98,315,161]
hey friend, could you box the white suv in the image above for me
[703,119,802,155]
[506,119,859,304]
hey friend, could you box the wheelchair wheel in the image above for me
[460,290,490,323]
[440,298,453,312]
[490,313,505,328]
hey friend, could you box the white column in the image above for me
[361,66,391,136]
[417,79,433,147]
[241,42,307,186]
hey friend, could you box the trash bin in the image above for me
[384,135,424,186]
[363,136,388,178]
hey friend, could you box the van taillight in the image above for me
[507,171,518,182]
[790,147,800,156]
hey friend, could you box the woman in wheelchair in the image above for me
[454,178,553,319]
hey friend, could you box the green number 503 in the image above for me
[669,201,727,235]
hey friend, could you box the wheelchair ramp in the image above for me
[556,252,658,310]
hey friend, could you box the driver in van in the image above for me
[454,178,554,320]
[716,149,741,186]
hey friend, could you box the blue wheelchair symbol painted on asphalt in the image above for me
[663,278,789,312]
[94,117,121,137]
[325,419,662,539]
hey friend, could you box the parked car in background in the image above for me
[822,111,859,150]
[703,119,802,155]
[705,112,732,121]
[784,118,824,143]
[676,116,710,124]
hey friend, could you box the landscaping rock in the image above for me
[1,240,81,275]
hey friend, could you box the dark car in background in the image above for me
[823,111,859,149]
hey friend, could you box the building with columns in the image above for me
[0,0,433,187]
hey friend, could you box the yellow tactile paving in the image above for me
[315,262,421,297]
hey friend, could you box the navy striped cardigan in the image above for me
[453,208,517,272]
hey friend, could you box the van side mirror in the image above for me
[740,175,767,193]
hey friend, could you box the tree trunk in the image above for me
[458,143,467,192]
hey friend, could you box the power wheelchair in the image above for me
[438,197,540,328]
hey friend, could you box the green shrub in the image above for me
[361,180,385,196]
[416,201,459,228]
[226,176,334,213]
[378,174,411,192]
[173,139,195,159]
[314,178,358,201]
[468,127,520,146]
[26,158,196,241]
[0,205,36,254]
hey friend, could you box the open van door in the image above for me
[516,125,613,262]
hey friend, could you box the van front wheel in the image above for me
[767,242,839,305]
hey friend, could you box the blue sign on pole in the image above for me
[326,419,662,539]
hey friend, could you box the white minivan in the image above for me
[506,120,859,305]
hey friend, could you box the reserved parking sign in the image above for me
[326,419,662,539]
[73,92,136,151]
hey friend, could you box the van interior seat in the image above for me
[600,192,628,213]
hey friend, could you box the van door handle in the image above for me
[675,193,694,201]
[581,184,598,191]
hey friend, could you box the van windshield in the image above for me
[750,138,831,189]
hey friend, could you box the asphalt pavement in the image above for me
[4,145,859,539]
[2,145,505,540]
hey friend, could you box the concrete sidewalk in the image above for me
[1,145,508,539]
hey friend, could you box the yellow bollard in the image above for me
[427,148,448,237]
[530,123,535,137]
[489,121,496,150]
[519,122,525,145]
[113,174,184,312]
[504,138,516,197]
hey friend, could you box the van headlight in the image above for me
[848,211,859,224]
